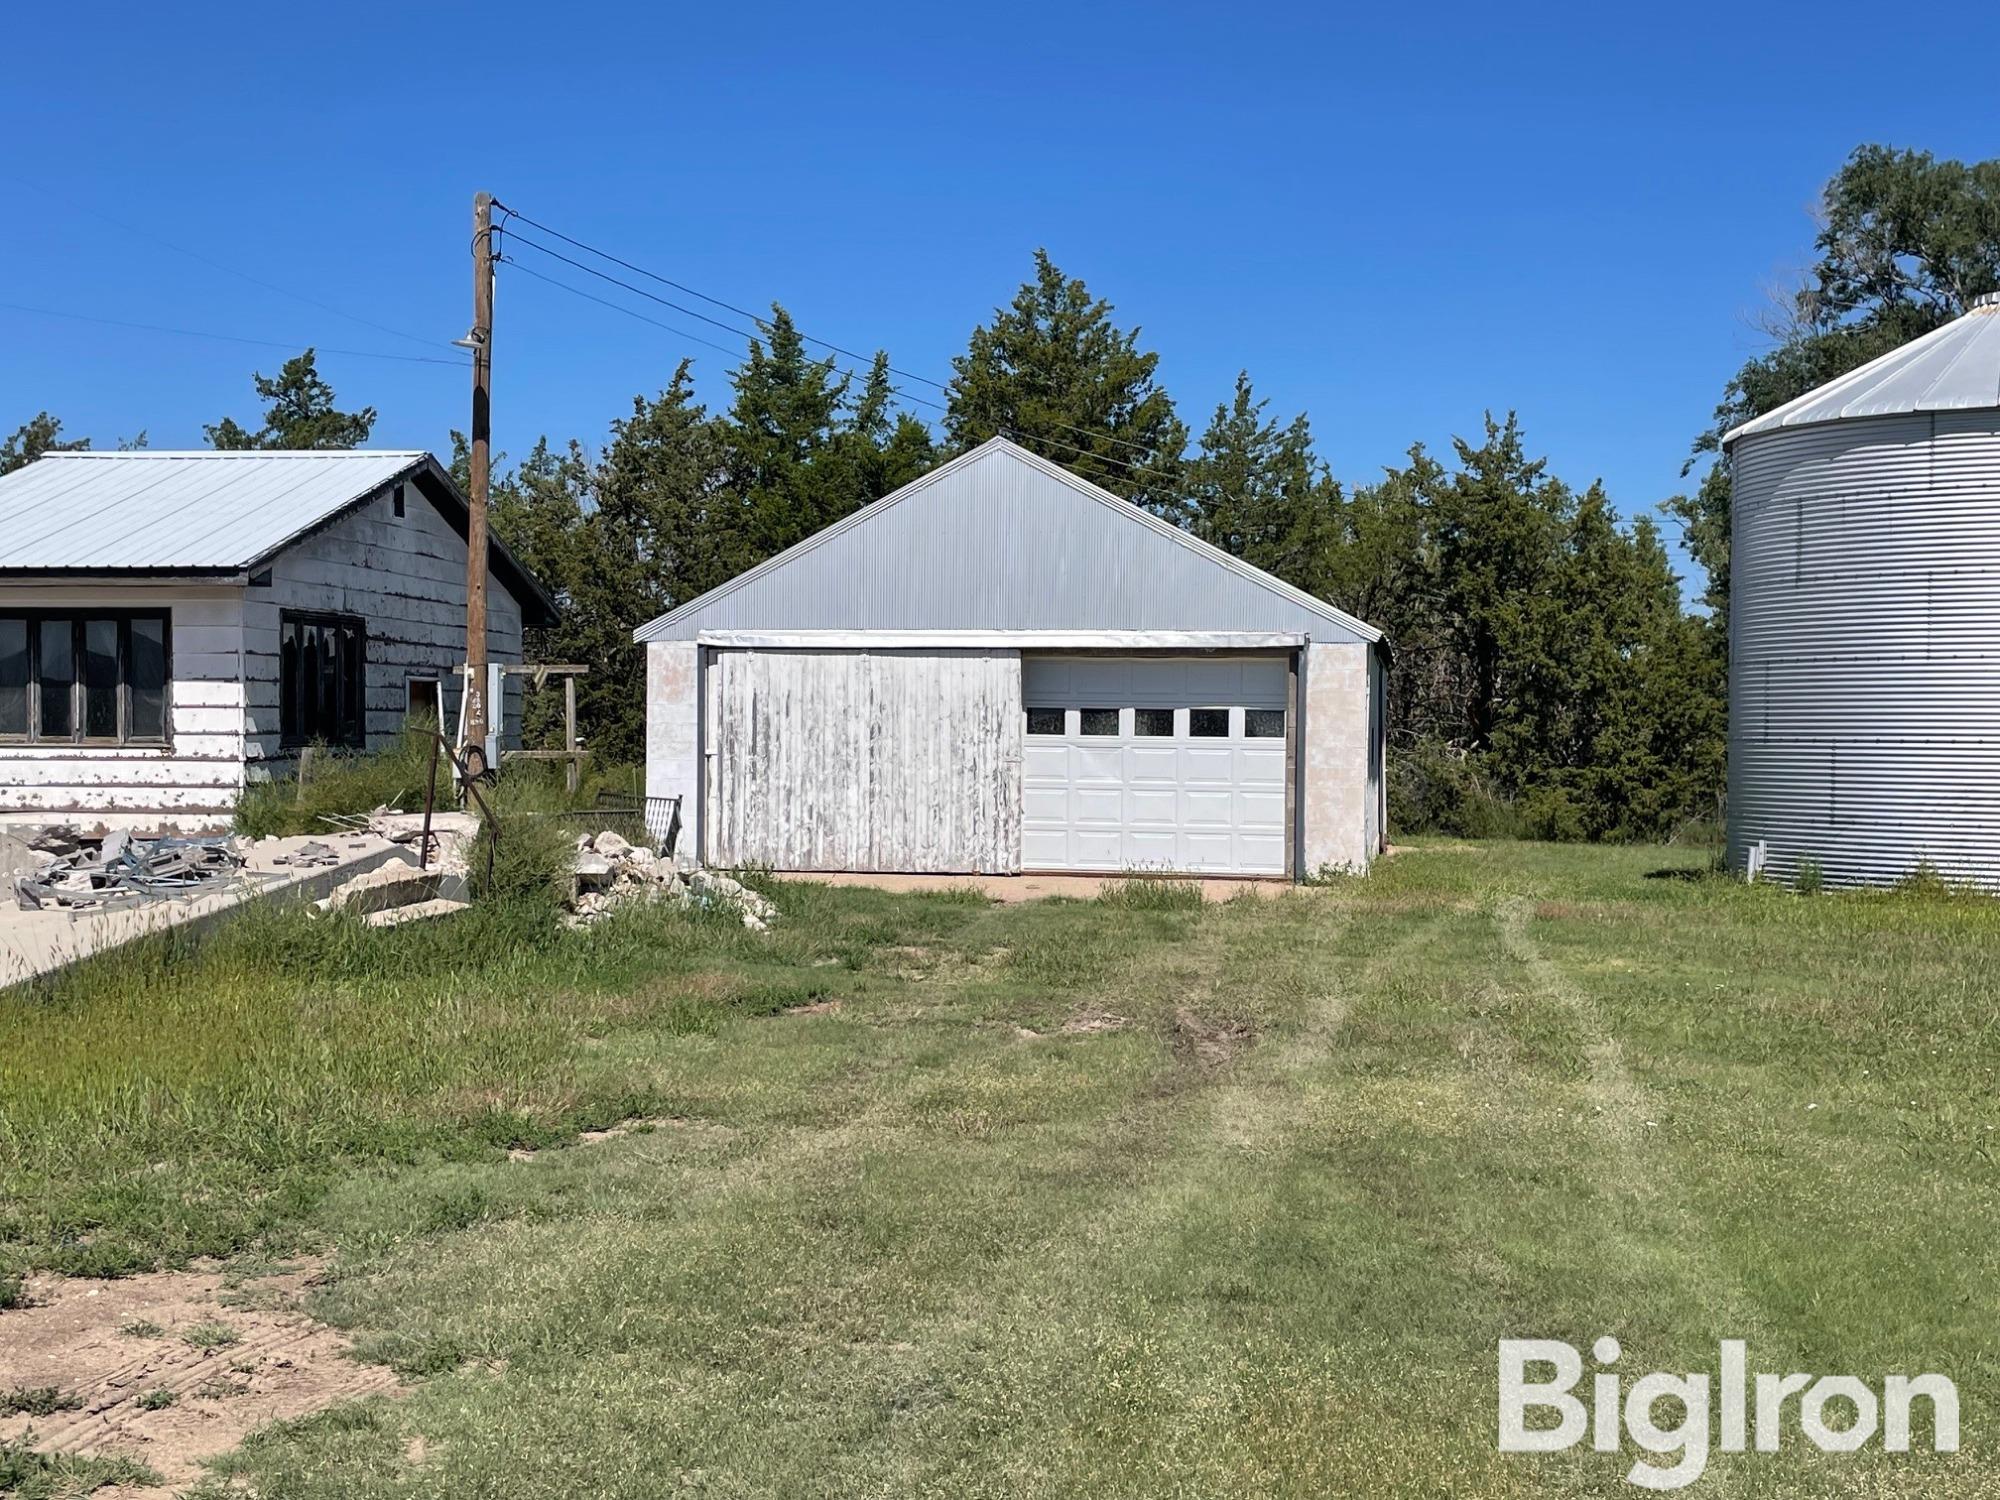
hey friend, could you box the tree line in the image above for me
[8,144,1993,841]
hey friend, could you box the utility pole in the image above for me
[463,190,495,774]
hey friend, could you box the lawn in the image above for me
[2,841,1997,1496]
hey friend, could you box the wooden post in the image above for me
[564,673,580,796]
[463,191,495,774]
[419,731,439,872]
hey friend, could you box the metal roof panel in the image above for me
[0,450,429,570]
[1725,296,2000,446]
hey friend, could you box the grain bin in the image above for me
[1727,293,2000,886]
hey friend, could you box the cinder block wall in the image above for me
[1302,641,1373,874]
[645,642,700,861]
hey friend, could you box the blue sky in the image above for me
[4,1,1996,597]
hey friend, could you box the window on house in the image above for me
[0,612,171,745]
[407,678,442,730]
[280,611,366,749]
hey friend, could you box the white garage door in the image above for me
[1021,655,1290,875]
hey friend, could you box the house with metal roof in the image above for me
[638,436,1388,879]
[0,449,555,829]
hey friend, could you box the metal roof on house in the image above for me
[1725,293,2000,446]
[633,436,1385,646]
[0,449,556,621]
[0,449,431,569]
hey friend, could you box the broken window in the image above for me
[280,611,366,749]
[0,612,171,745]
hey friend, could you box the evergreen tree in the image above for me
[724,312,934,557]
[1429,414,1568,754]
[0,412,87,475]
[945,251,1188,514]
[206,350,375,450]
[1183,373,1336,587]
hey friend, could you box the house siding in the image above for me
[243,486,526,775]
[0,584,247,826]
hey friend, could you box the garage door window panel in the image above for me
[1134,708,1173,736]
[1245,708,1285,738]
[1189,708,1229,737]
[1026,707,1065,735]
[1080,708,1120,735]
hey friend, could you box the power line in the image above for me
[494,245,944,425]
[493,255,1185,490]
[489,200,1177,466]
[493,201,947,393]
[0,301,470,366]
[1,184,457,354]
[497,257,755,362]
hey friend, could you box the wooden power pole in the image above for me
[463,191,495,772]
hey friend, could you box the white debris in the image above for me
[562,833,775,934]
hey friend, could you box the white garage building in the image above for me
[638,438,1387,880]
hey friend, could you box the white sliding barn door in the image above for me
[706,649,1021,873]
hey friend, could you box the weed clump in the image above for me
[0,1441,159,1498]
[1096,877,1203,910]
[0,1386,82,1416]
[235,721,439,839]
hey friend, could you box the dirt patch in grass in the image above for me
[1170,1006,1256,1068]
[1060,1009,1128,1035]
[783,998,843,1017]
[507,1115,693,1161]
[0,1260,398,1496]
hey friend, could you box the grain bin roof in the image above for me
[1724,293,2000,447]
[0,449,555,621]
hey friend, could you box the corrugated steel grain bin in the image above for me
[1726,293,2000,886]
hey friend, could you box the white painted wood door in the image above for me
[1020,655,1289,875]
[707,648,1021,873]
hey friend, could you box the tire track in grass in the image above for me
[857,902,1463,1492]
[1492,894,1775,1373]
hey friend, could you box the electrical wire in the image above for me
[0,301,470,367]
[496,257,756,362]
[493,255,1185,491]
[489,200,1180,466]
[1,185,458,354]
[493,201,946,392]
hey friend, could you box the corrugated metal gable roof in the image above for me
[632,436,1385,645]
[0,450,431,570]
[1725,294,2000,446]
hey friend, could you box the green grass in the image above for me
[5,840,1999,1496]
[181,1320,241,1350]
[0,1442,158,1498]
[0,1387,82,1417]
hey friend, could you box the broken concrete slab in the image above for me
[1,837,420,990]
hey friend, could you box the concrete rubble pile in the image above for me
[13,827,249,912]
[568,829,777,933]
